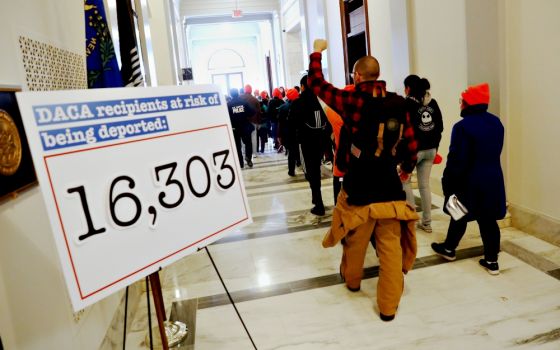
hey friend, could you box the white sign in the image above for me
[17,85,251,311]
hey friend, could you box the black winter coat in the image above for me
[442,105,506,220]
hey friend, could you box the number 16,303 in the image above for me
[66,149,236,241]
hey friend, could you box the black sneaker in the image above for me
[288,171,295,177]
[479,259,500,275]
[246,159,253,168]
[431,242,456,261]
[310,205,325,216]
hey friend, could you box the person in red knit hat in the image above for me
[257,90,270,153]
[291,75,329,215]
[277,88,299,160]
[276,88,298,154]
[267,88,285,150]
[240,84,261,163]
[432,82,506,275]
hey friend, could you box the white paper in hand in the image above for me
[446,194,469,221]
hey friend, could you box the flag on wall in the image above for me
[117,0,144,86]
[85,0,123,88]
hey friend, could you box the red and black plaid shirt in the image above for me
[307,52,417,173]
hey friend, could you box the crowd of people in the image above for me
[226,38,506,322]
[226,79,330,214]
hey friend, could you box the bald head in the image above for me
[353,56,380,84]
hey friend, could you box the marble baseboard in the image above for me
[498,211,511,229]
[510,204,560,247]
[501,240,559,273]
[99,279,143,349]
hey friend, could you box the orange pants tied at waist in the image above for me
[323,189,419,316]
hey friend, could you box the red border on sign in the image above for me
[44,124,250,300]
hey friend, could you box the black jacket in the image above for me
[227,97,255,134]
[406,94,443,151]
[442,104,506,220]
[267,97,284,123]
[291,89,327,144]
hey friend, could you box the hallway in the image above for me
[123,149,560,349]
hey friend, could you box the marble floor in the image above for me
[122,146,560,350]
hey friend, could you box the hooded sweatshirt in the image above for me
[406,92,444,151]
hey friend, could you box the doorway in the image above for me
[212,72,244,96]
[340,0,371,84]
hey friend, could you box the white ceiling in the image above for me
[179,0,281,18]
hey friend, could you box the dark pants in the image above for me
[444,217,501,261]
[287,140,300,174]
[233,129,253,167]
[271,121,279,148]
[300,142,323,208]
[257,127,268,153]
[333,176,342,205]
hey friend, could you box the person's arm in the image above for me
[307,39,356,120]
[399,112,418,174]
[442,122,469,197]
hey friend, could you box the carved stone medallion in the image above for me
[0,109,23,176]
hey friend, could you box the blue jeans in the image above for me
[403,148,436,226]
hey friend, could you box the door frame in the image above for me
[339,0,371,85]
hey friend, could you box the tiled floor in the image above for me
[124,148,560,349]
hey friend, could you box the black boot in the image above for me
[310,204,325,216]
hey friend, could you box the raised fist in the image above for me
[313,39,328,53]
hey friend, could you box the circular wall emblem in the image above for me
[0,109,23,176]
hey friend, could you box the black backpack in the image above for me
[336,86,407,173]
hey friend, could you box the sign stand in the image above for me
[150,271,169,349]
[145,271,188,349]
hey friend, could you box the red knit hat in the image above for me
[260,90,269,99]
[244,84,252,94]
[461,83,490,105]
[272,88,282,99]
[286,88,299,101]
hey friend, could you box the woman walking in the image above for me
[402,75,444,233]
[431,83,506,275]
